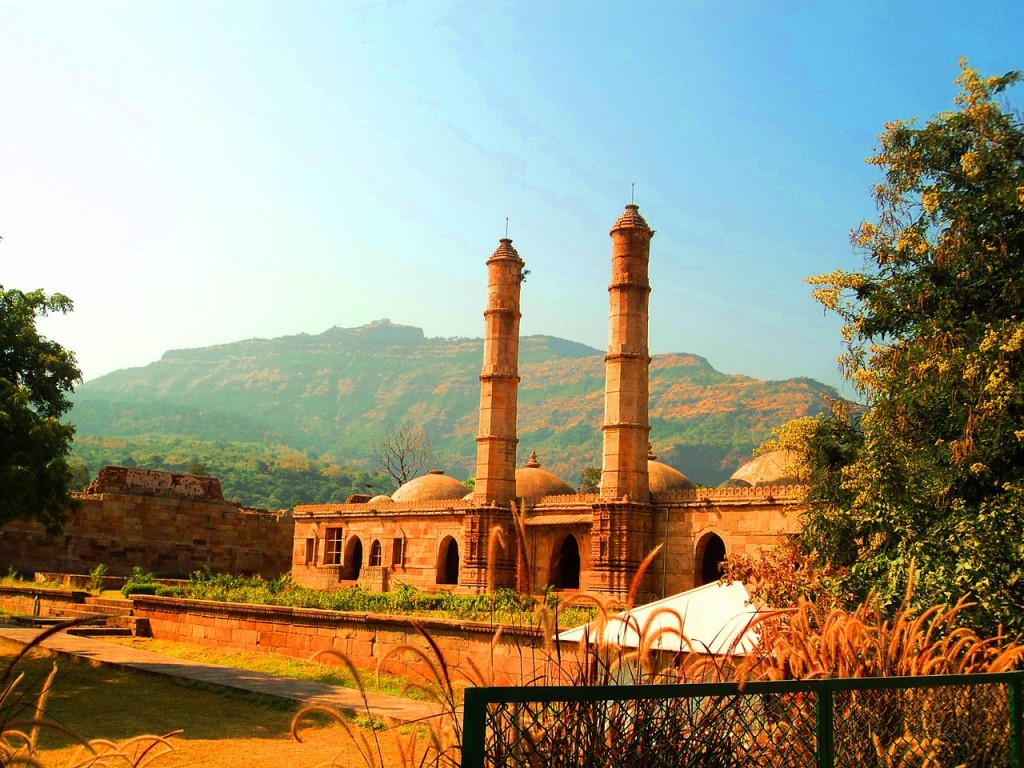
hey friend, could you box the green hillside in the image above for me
[69,320,838,506]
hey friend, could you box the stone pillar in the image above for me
[474,238,524,505]
[588,500,655,597]
[600,204,653,501]
[466,238,523,591]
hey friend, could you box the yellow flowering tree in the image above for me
[802,60,1024,635]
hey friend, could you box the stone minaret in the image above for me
[474,238,524,505]
[600,203,653,500]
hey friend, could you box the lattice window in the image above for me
[324,528,344,566]
[369,539,383,567]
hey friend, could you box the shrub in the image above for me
[86,563,108,593]
[121,566,160,598]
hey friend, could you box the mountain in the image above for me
[69,320,839,504]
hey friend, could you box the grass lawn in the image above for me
[0,639,412,768]
[104,636,429,700]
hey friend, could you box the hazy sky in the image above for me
[2,1,1021,391]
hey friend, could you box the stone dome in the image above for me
[515,452,575,500]
[648,460,696,493]
[391,471,469,503]
[367,494,392,505]
[722,450,800,488]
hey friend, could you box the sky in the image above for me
[1,1,1021,392]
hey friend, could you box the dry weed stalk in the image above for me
[0,620,180,768]
[738,565,1024,682]
[509,501,531,595]
[484,526,506,595]
[294,550,1024,767]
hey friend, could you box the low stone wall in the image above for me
[132,595,559,685]
[0,585,87,617]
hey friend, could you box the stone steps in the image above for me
[41,596,141,636]
[66,626,133,638]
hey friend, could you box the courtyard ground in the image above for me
[0,636,435,767]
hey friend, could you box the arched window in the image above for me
[696,532,726,586]
[343,536,363,581]
[369,540,382,567]
[550,534,581,590]
[436,536,460,585]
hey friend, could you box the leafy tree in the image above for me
[371,424,432,490]
[578,466,601,493]
[0,285,82,533]
[67,460,91,492]
[802,60,1024,635]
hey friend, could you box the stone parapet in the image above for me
[294,499,477,516]
[131,594,552,685]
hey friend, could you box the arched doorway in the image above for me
[696,532,726,586]
[550,534,581,589]
[437,536,460,585]
[344,536,363,581]
[369,540,382,567]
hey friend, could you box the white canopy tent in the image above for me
[557,581,762,656]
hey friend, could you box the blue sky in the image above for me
[1,1,1021,391]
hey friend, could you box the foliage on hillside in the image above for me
[70,436,390,509]
[70,321,838,494]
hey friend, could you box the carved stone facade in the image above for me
[292,204,803,600]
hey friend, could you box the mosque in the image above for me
[291,204,802,600]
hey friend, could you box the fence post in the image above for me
[814,679,835,768]
[1011,672,1024,768]
[461,687,486,768]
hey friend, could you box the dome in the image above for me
[516,452,575,500]
[648,460,696,493]
[723,450,800,488]
[367,494,392,505]
[391,471,469,503]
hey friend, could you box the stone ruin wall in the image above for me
[85,465,225,501]
[0,467,294,578]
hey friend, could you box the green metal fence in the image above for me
[462,672,1024,767]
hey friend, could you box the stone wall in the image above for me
[132,595,554,685]
[292,507,467,591]
[296,486,803,599]
[85,466,225,501]
[0,491,293,578]
[0,585,87,617]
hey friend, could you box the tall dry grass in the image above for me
[290,550,1024,767]
[0,619,179,767]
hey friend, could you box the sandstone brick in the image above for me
[233,629,258,645]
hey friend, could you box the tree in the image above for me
[67,460,91,492]
[0,285,82,533]
[371,424,432,490]
[578,466,601,493]
[802,60,1024,635]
